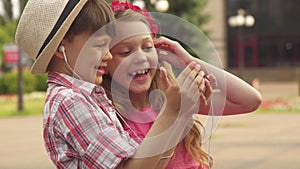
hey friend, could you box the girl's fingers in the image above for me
[154,37,173,48]
[207,73,217,88]
[176,61,197,84]
[200,93,208,106]
[182,64,202,88]
[204,78,213,98]
[196,71,205,90]
[156,48,187,69]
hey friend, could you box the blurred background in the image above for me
[0,0,299,169]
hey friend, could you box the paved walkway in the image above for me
[0,82,299,169]
[210,113,300,169]
[0,116,53,169]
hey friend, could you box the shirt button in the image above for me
[95,87,101,93]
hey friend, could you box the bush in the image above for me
[34,74,48,91]
[0,73,13,94]
[23,71,37,93]
[0,71,47,94]
[0,71,17,94]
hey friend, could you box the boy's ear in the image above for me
[54,44,64,60]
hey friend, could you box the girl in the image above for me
[104,1,262,168]
[103,1,216,168]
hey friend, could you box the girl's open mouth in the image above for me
[129,69,150,80]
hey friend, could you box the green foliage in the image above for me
[33,74,48,91]
[0,71,15,93]
[144,0,210,32]
[23,71,37,93]
[0,20,17,68]
[168,0,210,30]
[0,71,47,94]
[0,20,17,44]
[151,0,211,60]
[0,92,45,117]
[0,0,25,69]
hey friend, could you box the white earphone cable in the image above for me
[207,98,214,169]
[60,46,83,80]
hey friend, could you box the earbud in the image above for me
[59,45,65,53]
[60,45,69,64]
[58,45,82,80]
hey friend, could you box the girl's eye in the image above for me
[143,46,154,52]
[119,50,131,56]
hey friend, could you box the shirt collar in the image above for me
[47,71,105,96]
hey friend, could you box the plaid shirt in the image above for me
[43,72,138,169]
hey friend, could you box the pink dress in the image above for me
[121,107,207,169]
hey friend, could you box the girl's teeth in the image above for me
[137,70,145,74]
[130,69,148,76]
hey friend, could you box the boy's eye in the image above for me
[96,44,106,48]
[95,40,109,48]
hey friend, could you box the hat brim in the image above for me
[30,1,87,74]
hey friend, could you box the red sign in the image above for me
[3,44,19,66]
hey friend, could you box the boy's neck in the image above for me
[48,56,74,77]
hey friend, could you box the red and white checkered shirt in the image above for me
[43,72,138,169]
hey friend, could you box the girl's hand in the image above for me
[154,37,194,69]
[200,73,217,106]
[159,62,203,116]
[159,61,215,115]
[174,62,205,117]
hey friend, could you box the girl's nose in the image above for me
[132,50,148,64]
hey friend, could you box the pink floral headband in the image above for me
[111,0,159,37]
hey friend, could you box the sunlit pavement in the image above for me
[0,82,299,169]
[0,116,54,169]
[211,113,300,169]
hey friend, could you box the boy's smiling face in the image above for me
[62,31,112,85]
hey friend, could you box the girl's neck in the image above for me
[129,92,150,110]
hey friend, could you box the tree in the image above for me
[157,0,209,30]
[0,0,21,70]
[107,0,210,30]
[149,0,211,60]
[2,0,13,21]
[19,0,28,17]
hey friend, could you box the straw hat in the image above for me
[15,0,88,74]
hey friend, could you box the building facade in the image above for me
[204,0,300,81]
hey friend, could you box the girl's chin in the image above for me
[129,84,151,94]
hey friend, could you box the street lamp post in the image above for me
[228,9,255,78]
[132,0,169,12]
[17,48,24,112]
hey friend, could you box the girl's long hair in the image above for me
[102,9,213,168]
